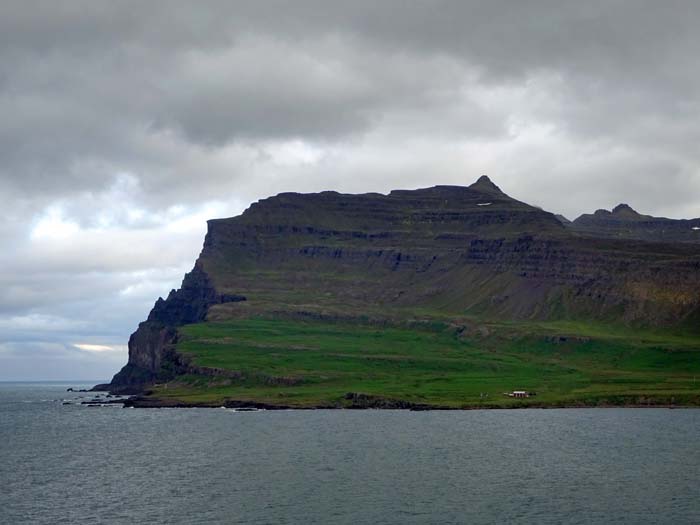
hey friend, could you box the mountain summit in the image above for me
[611,203,640,216]
[469,174,503,194]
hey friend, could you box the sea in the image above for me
[1,382,699,524]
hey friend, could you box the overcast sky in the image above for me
[2,1,700,380]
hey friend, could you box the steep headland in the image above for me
[100,176,700,407]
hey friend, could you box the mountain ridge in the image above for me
[571,202,700,243]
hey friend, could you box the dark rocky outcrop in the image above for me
[343,392,438,410]
[107,264,245,392]
[147,265,245,326]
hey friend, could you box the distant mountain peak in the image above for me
[469,175,503,194]
[570,201,700,242]
[589,204,641,219]
[612,203,639,216]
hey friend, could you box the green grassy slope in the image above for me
[151,318,700,408]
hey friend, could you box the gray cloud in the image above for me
[1,1,700,378]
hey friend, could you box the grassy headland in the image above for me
[146,317,700,408]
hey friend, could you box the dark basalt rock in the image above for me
[343,392,438,410]
[107,264,246,392]
[148,265,245,326]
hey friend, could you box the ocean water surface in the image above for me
[1,382,699,524]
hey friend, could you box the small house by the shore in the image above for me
[504,390,535,398]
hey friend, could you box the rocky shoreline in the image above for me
[88,388,699,410]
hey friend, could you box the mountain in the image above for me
[554,214,572,225]
[570,203,700,243]
[101,176,700,407]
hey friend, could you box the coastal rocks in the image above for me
[343,392,436,410]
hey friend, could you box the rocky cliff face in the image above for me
[106,264,245,391]
[106,176,700,391]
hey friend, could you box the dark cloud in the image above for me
[1,1,700,378]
